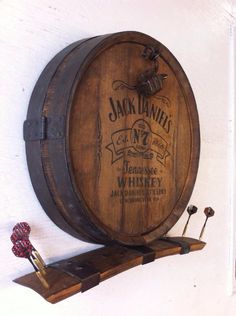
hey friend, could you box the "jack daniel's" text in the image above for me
[108,95,172,134]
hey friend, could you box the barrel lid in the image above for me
[25,31,200,245]
[67,31,200,244]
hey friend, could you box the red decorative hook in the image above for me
[11,222,49,288]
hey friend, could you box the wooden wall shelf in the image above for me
[14,237,205,304]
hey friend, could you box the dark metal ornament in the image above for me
[112,45,167,97]
[136,69,167,97]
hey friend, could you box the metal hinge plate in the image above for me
[23,116,65,141]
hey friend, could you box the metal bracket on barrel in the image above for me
[23,116,65,141]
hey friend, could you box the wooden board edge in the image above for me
[13,237,206,303]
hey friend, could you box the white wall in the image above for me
[0,0,235,315]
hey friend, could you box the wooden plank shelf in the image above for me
[13,237,205,304]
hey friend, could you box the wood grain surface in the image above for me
[25,31,200,245]
[14,237,206,303]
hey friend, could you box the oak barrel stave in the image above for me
[26,37,109,243]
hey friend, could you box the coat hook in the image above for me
[11,222,49,289]
[182,205,198,236]
[199,207,215,240]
